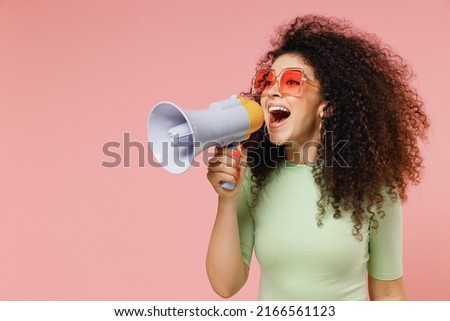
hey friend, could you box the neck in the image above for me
[285,140,320,165]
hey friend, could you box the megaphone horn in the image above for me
[147,96,264,189]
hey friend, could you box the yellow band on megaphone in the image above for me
[237,96,264,139]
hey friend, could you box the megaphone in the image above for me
[147,95,264,189]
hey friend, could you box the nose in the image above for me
[266,80,282,97]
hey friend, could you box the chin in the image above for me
[267,131,292,146]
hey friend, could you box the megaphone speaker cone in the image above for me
[147,96,264,176]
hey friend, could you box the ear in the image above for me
[317,100,327,118]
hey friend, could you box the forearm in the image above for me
[368,276,407,301]
[206,196,248,298]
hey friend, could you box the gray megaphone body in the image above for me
[147,95,264,189]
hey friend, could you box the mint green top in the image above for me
[237,161,403,300]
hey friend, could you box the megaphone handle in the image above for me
[221,181,236,190]
[220,143,239,190]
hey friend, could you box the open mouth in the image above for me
[268,106,291,127]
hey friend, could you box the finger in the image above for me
[213,146,225,157]
[207,171,238,187]
[208,162,240,177]
[208,155,240,168]
[236,144,247,168]
[222,146,241,159]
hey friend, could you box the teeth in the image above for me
[268,106,289,113]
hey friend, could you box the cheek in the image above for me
[260,97,270,119]
[260,97,268,109]
[288,100,320,127]
[289,94,321,116]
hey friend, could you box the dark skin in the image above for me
[207,15,427,299]
[246,15,429,239]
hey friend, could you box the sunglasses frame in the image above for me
[251,67,319,97]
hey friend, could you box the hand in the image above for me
[207,144,246,199]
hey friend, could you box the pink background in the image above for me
[0,0,449,300]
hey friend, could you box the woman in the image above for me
[206,15,428,300]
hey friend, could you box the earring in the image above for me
[319,118,323,142]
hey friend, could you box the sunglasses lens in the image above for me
[280,70,303,95]
[253,70,275,95]
[252,69,306,96]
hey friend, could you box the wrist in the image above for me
[218,193,239,207]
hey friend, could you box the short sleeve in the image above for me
[237,170,255,267]
[367,196,403,280]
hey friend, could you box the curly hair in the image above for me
[243,15,429,239]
